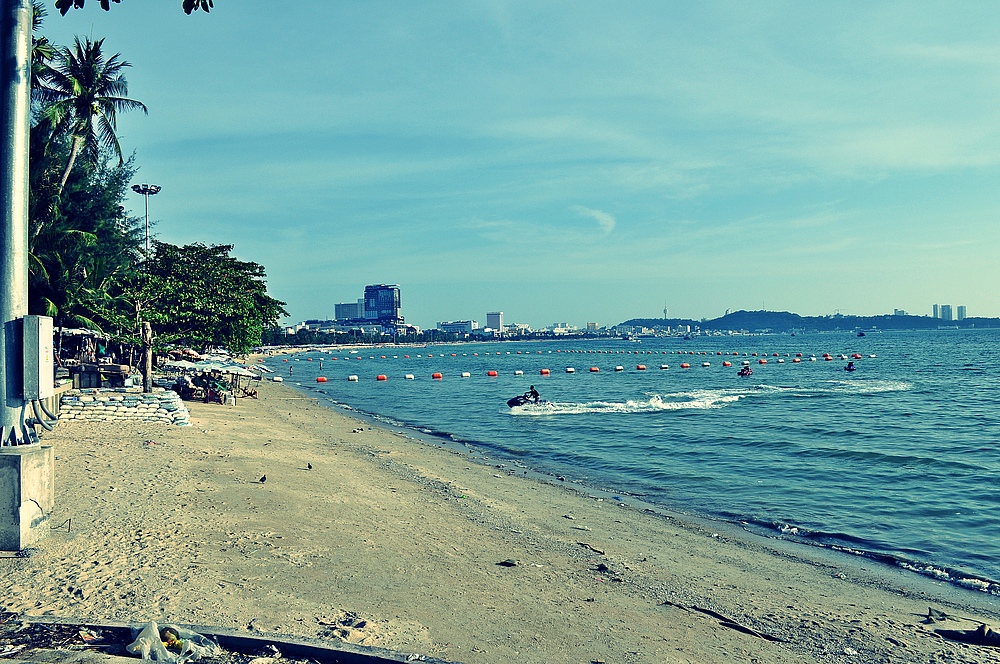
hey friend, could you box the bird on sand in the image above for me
[259,474,267,483]
[307,463,312,470]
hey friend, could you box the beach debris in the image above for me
[126,620,222,662]
[578,542,605,555]
[659,601,785,642]
[78,628,102,644]
[259,475,267,483]
[923,607,950,624]
[691,606,786,643]
[935,624,1000,648]
[563,514,576,520]
[497,559,520,567]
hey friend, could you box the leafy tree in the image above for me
[33,36,146,194]
[55,0,213,15]
[99,242,287,355]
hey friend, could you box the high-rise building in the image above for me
[957,305,967,320]
[334,298,365,320]
[940,304,953,321]
[933,304,939,318]
[486,311,503,331]
[364,284,402,323]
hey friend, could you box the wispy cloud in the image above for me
[571,205,616,235]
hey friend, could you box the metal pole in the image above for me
[0,0,33,446]
[144,189,149,257]
[131,183,160,263]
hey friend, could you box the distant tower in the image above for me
[940,304,953,321]
[663,304,669,320]
[933,304,939,319]
[487,311,504,331]
[957,305,967,321]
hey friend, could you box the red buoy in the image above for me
[540,368,551,375]
[432,372,443,379]
[316,376,327,382]
[487,370,498,377]
[376,375,387,381]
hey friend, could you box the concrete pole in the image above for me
[0,0,52,552]
[0,0,32,446]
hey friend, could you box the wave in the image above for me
[511,391,745,415]
[753,520,1000,596]
[510,379,913,417]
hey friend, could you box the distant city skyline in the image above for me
[41,3,1000,329]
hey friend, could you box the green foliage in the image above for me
[101,242,288,355]
[28,13,286,360]
[34,36,147,192]
[55,0,213,15]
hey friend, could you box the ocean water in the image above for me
[265,329,1000,595]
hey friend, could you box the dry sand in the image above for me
[3,379,999,663]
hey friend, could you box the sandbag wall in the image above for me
[59,388,191,426]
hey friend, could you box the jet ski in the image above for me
[506,395,547,408]
[737,366,753,377]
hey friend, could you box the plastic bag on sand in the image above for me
[127,621,222,663]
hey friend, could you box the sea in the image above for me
[263,329,1000,597]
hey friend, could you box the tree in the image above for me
[99,242,287,356]
[34,36,146,194]
[55,0,213,15]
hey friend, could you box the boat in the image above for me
[857,331,865,337]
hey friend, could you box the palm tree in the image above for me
[34,36,147,194]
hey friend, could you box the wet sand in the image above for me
[3,378,999,663]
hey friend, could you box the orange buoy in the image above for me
[758,359,767,364]
[792,358,801,363]
[404,355,410,358]
[432,372,443,379]
[590,367,599,372]
[487,370,498,377]
[316,376,328,382]
[825,356,833,361]
[723,361,732,367]
[540,368,551,375]
[636,364,646,370]
[452,353,457,357]
[376,374,387,381]
[680,363,690,369]
[307,358,313,361]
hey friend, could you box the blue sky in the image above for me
[41,1,1000,328]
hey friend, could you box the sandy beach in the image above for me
[3,379,999,663]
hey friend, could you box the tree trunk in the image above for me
[141,321,152,393]
[56,134,82,195]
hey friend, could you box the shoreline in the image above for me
[4,379,1000,662]
[289,374,1000,598]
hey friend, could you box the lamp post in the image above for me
[131,183,161,260]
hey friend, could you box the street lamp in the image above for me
[131,183,161,260]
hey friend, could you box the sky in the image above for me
[40,1,1000,329]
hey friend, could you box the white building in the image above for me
[438,320,479,334]
[486,311,504,331]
